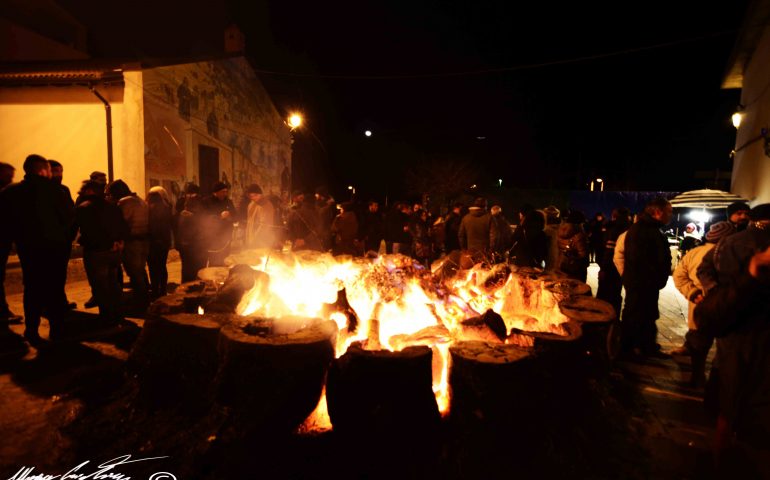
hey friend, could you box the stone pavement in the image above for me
[0,259,718,477]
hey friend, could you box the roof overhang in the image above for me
[722,0,770,89]
[0,59,140,87]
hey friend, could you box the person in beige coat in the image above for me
[244,184,277,249]
[671,221,735,386]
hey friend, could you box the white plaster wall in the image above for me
[732,25,770,206]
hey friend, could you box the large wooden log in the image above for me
[326,344,441,438]
[449,341,537,428]
[559,295,619,368]
[147,281,217,315]
[127,312,231,410]
[215,317,337,433]
[197,266,230,285]
[457,309,507,343]
[203,264,269,313]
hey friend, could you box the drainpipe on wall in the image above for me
[89,85,114,183]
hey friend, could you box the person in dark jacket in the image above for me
[287,193,323,251]
[146,186,173,299]
[48,159,77,310]
[620,197,673,357]
[177,194,207,282]
[202,181,236,266]
[597,207,631,317]
[695,240,770,476]
[0,154,73,345]
[331,202,359,256]
[385,202,412,254]
[360,200,385,255]
[409,208,433,265]
[315,186,336,251]
[0,162,22,325]
[510,205,547,268]
[489,205,514,263]
[443,202,464,254]
[557,210,590,281]
[76,181,129,324]
[587,212,607,263]
[726,201,750,232]
[459,197,492,261]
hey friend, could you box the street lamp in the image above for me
[288,113,303,130]
[732,105,744,129]
[590,178,604,192]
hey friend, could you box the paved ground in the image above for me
[0,258,718,478]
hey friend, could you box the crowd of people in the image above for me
[1,154,768,471]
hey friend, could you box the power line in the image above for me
[249,30,737,80]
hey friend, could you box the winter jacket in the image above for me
[76,195,130,252]
[117,195,149,239]
[287,201,323,251]
[331,211,359,255]
[672,242,714,329]
[246,198,277,248]
[0,174,73,247]
[489,213,514,255]
[613,231,627,276]
[459,208,491,253]
[444,211,462,252]
[148,201,173,250]
[557,222,589,276]
[622,212,671,291]
[510,215,547,267]
[385,209,411,244]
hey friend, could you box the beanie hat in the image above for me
[749,203,770,221]
[246,184,263,195]
[184,182,200,194]
[211,181,228,193]
[685,223,696,233]
[727,201,750,217]
[106,179,130,199]
[471,197,487,209]
[705,221,735,243]
[89,171,107,183]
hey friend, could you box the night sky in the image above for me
[60,0,750,201]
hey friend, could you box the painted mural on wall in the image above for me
[142,56,292,205]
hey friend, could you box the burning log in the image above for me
[559,295,619,368]
[128,312,231,409]
[507,320,583,358]
[458,309,507,343]
[449,341,537,428]
[215,317,337,433]
[326,343,441,438]
[204,264,269,313]
[321,288,359,334]
[147,281,217,315]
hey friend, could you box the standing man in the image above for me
[202,181,236,266]
[0,162,22,324]
[361,200,385,255]
[0,155,72,344]
[106,179,150,311]
[620,197,673,357]
[596,207,631,317]
[459,197,492,258]
[244,184,276,249]
[48,159,77,310]
[443,202,464,254]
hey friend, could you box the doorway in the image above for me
[199,145,220,195]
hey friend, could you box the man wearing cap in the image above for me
[671,221,735,386]
[727,201,750,232]
[202,181,236,266]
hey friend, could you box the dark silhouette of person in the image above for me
[0,162,22,324]
[48,159,77,310]
[0,154,73,345]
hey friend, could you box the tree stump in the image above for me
[544,278,592,300]
[215,317,337,434]
[147,281,217,315]
[326,344,441,439]
[448,341,538,430]
[127,312,231,410]
[559,295,618,370]
[203,264,268,313]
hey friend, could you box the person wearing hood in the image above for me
[459,197,492,256]
[106,179,150,311]
[557,210,589,281]
[620,197,673,358]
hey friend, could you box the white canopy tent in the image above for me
[670,189,749,235]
